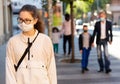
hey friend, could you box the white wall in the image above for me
[0,0,12,45]
[0,0,4,37]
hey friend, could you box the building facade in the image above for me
[0,0,12,45]
[110,0,120,25]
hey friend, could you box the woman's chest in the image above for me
[13,40,47,64]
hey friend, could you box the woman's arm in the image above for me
[6,40,17,84]
[46,37,57,84]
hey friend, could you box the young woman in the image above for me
[6,4,57,84]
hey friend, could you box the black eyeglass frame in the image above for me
[17,17,34,24]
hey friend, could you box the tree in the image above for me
[42,0,57,11]
[41,0,57,37]
[64,0,94,19]
[60,0,93,62]
[63,0,111,19]
[60,0,111,63]
[91,0,111,12]
[60,0,76,63]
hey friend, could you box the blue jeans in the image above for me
[97,39,110,71]
[81,48,90,69]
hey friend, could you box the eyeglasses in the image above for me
[17,17,34,24]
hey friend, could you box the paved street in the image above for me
[0,27,120,84]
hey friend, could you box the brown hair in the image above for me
[52,27,59,33]
[19,4,44,33]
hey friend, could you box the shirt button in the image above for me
[42,65,44,68]
[31,55,33,58]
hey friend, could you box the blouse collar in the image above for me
[20,29,38,43]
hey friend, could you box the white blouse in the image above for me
[6,30,57,84]
[61,20,72,35]
[52,32,60,44]
[61,20,76,36]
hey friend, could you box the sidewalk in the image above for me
[56,33,120,84]
[0,43,6,84]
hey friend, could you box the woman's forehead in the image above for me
[19,11,33,18]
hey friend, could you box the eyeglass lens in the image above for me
[17,17,33,24]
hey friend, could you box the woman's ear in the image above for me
[33,18,38,24]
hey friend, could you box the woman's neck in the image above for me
[22,29,36,36]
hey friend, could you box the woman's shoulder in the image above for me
[8,34,21,42]
[7,33,21,46]
[39,33,51,41]
[38,33,53,46]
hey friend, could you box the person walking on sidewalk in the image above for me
[52,27,61,56]
[61,13,75,56]
[79,25,92,73]
[6,4,57,84]
[91,10,113,74]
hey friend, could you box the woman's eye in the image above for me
[25,19,31,21]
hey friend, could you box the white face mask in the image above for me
[18,22,34,32]
[100,18,105,21]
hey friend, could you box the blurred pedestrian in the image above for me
[6,4,57,84]
[52,27,61,56]
[91,10,113,74]
[78,25,92,73]
[61,13,75,56]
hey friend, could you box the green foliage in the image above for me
[64,1,93,18]
[60,0,76,3]
[60,0,94,3]
[42,0,111,22]
[42,0,57,11]
[60,0,111,18]
[91,0,111,11]
[99,0,111,9]
[83,0,94,3]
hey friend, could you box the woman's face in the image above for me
[18,11,37,25]
[17,11,38,32]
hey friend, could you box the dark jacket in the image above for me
[78,33,92,50]
[91,20,113,44]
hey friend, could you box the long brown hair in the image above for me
[19,4,44,33]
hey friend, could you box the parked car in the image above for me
[76,19,83,25]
